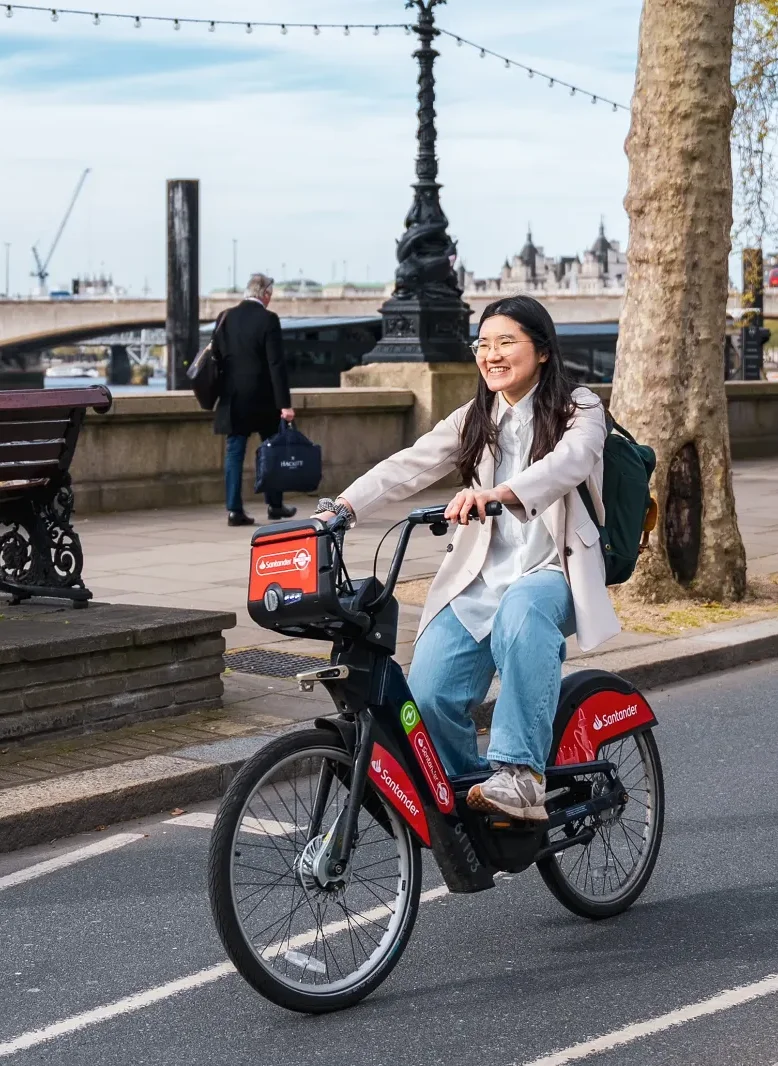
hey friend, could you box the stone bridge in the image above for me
[0,293,627,357]
[0,291,771,358]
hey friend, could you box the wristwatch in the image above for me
[313,497,356,529]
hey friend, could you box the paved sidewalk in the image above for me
[0,458,776,849]
[75,457,778,662]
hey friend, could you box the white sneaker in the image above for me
[467,765,548,822]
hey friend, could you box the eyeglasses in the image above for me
[470,338,521,358]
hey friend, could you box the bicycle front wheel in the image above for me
[208,727,422,1013]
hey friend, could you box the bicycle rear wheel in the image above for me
[208,727,422,1013]
[537,729,664,919]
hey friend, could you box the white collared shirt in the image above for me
[450,385,561,642]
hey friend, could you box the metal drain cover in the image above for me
[224,648,328,678]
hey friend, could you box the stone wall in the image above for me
[589,381,778,460]
[73,386,414,513]
[0,602,234,745]
[69,379,778,514]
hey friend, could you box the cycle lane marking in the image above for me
[0,882,449,1058]
[164,811,297,837]
[517,972,778,1066]
[0,833,144,893]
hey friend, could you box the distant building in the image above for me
[275,278,323,297]
[71,274,126,298]
[320,281,390,299]
[459,221,628,297]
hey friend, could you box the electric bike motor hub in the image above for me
[295,834,352,896]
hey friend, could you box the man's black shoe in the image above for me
[268,505,297,521]
[228,511,255,527]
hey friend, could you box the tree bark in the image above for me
[611,0,746,601]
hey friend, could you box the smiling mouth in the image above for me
[487,366,511,375]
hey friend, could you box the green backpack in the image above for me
[577,416,656,586]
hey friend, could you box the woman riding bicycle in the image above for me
[315,295,620,824]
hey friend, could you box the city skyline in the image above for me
[0,0,638,297]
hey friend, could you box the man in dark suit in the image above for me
[212,273,297,526]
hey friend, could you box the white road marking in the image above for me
[0,834,144,893]
[164,811,298,837]
[0,882,449,1057]
[0,963,236,1058]
[518,972,778,1066]
[263,883,448,962]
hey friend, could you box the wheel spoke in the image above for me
[218,738,417,999]
[547,733,661,905]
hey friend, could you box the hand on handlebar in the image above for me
[445,486,509,526]
[311,499,355,531]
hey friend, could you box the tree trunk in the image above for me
[611,0,746,602]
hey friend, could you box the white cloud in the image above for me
[0,0,638,296]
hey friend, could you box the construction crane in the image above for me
[31,167,91,295]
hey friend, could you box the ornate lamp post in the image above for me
[365,0,471,363]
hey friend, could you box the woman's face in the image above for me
[473,314,548,404]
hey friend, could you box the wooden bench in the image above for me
[0,385,112,606]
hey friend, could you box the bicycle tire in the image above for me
[208,727,422,1013]
[537,729,664,920]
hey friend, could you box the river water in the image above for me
[44,375,168,396]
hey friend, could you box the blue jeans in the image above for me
[225,434,282,513]
[407,569,575,777]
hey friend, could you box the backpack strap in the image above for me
[577,482,599,527]
[576,407,624,525]
[608,414,637,445]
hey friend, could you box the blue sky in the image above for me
[0,0,640,296]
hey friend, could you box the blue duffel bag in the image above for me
[254,420,322,495]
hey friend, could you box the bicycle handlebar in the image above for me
[341,500,503,616]
[407,501,502,526]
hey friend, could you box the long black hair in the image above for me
[456,295,578,487]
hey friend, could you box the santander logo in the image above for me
[370,759,420,817]
[414,733,452,809]
[592,703,639,731]
[255,548,311,575]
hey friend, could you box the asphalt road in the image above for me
[1,660,777,1066]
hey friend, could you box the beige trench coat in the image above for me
[341,387,621,653]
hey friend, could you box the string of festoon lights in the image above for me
[2,3,630,113]
[437,28,629,112]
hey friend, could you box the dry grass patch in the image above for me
[395,577,434,607]
[611,574,778,635]
[396,574,778,636]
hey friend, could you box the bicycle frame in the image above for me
[246,508,658,894]
[305,645,654,894]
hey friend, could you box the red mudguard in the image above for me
[555,689,656,765]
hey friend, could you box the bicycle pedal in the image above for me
[486,815,539,833]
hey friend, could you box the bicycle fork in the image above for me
[306,715,375,886]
